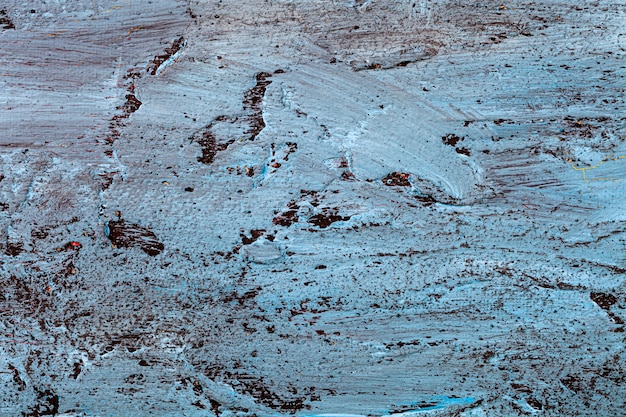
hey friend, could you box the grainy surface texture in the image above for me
[1,1,626,416]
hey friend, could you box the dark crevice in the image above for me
[455,147,471,156]
[590,292,623,325]
[195,129,217,164]
[204,366,305,412]
[5,240,24,256]
[273,190,351,229]
[307,210,351,228]
[116,94,142,116]
[0,9,15,30]
[243,72,273,140]
[9,365,26,391]
[105,219,164,256]
[590,292,617,311]
[191,72,275,164]
[103,67,142,146]
[147,36,186,75]
[273,201,299,227]
[103,37,183,151]
[241,229,267,245]
[24,389,59,417]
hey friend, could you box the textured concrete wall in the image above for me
[1,1,625,415]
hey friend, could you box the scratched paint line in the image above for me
[569,155,626,183]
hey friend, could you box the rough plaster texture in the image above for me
[1,1,626,416]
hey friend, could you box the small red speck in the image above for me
[69,241,82,249]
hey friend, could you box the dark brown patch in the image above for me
[209,399,221,415]
[244,72,273,111]
[5,241,23,256]
[24,389,59,417]
[455,147,471,156]
[8,365,25,391]
[442,133,464,147]
[192,400,206,409]
[590,292,617,310]
[388,402,438,413]
[106,220,164,256]
[0,9,15,30]
[194,128,217,164]
[382,172,411,187]
[560,374,583,393]
[147,36,185,75]
[103,67,145,148]
[117,94,142,116]
[385,339,420,349]
[99,172,118,191]
[191,72,274,163]
[221,288,261,306]
[71,362,82,379]
[273,201,299,227]
[590,292,623,324]
[564,116,595,139]
[241,229,266,245]
[526,397,543,410]
[341,171,356,181]
[1,275,51,315]
[308,209,350,228]
[243,72,273,140]
[511,383,532,393]
[283,142,298,160]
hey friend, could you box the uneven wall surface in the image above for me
[1,1,625,415]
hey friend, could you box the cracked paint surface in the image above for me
[1,0,626,416]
